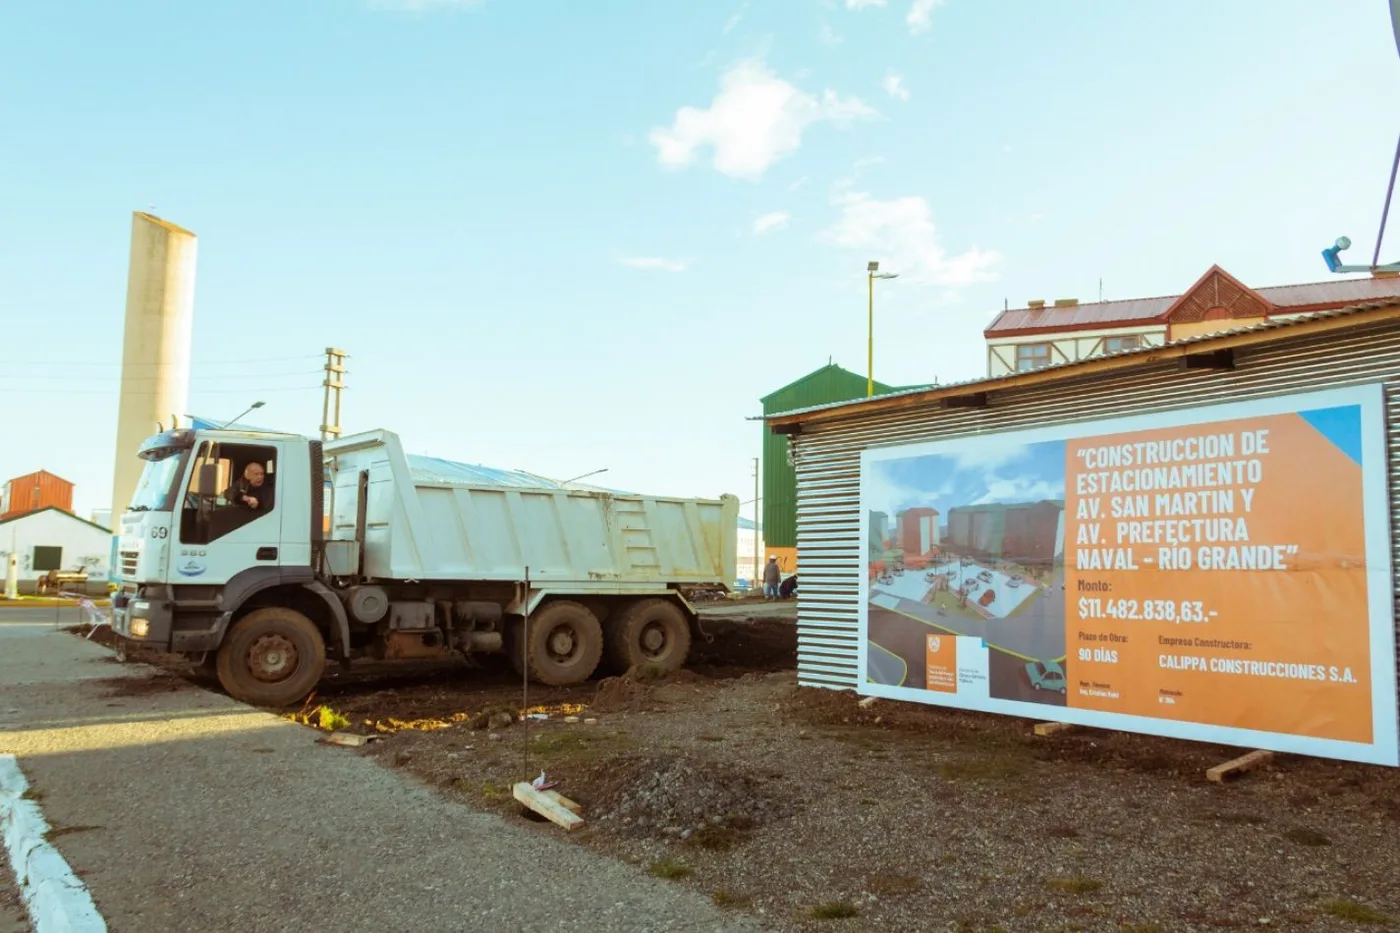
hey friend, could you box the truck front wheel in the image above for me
[216,607,326,707]
[605,598,691,674]
[525,601,603,686]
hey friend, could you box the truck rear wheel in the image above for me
[605,598,691,674]
[216,607,326,707]
[525,601,603,686]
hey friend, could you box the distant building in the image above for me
[869,511,890,555]
[983,267,1400,377]
[0,506,112,594]
[736,516,764,583]
[945,500,1065,566]
[1,470,74,520]
[897,507,941,558]
[763,364,920,570]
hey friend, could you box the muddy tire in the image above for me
[524,600,603,686]
[504,617,526,678]
[605,598,691,675]
[216,607,326,707]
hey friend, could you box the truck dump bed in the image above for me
[325,430,738,587]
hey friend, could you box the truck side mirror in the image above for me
[193,463,220,496]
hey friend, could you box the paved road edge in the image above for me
[0,755,106,933]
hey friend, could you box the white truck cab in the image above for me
[111,426,738,708]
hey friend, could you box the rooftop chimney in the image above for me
[1053,298,1079,307]
[1027,299,1046,309]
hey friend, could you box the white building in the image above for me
[0,507,112,594]
[736,516,763,586]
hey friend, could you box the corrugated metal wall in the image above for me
[761,366,897,550]
[787,320,1400,689]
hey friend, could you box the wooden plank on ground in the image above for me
[321,732,375,747]
[1033,722,1076,737]
[1207,750,1274,784]
[543,790,583,814]
[513,782,585,831]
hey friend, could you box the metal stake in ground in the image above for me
[520,565,530,781]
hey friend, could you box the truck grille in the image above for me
[120,550,139,578]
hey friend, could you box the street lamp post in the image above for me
[219,400,265,430]
[867,261,898,397]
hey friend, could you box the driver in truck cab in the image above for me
[224,461,273,512]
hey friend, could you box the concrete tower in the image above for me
[109,212,197,522]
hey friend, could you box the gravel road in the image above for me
[0,611,757,933]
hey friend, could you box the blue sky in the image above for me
[2,0,1398,520]
[868,438,1067,520]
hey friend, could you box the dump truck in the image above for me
[109,427,739,706]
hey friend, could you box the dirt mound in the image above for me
[687,617,796,675]
[591,675,651,713]
[587,756,795,842]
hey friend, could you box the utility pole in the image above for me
[752,457,760,585]
[320,348,348,442]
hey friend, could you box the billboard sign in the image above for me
[859,383,1398,765]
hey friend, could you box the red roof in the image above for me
[985,268,1400,336]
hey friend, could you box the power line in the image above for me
[0,369,331,384]
[0,384,323,397]
[0,354,326,368]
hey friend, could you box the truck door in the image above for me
[174,440,284,584]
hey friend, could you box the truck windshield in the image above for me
[129,447,189,512]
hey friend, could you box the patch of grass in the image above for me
[1047,876,1104,895]
[528,730,634,765]
[938,754,1027,781]
[1320,899,1394,925]
[688,824,744,852]
[712,889,753,909]
[1283,827,1332,847]
[479,780,510,802]
[809,900,860,920]
[20,788,43,802]
[649,857,691,880]
[866,873,922,896]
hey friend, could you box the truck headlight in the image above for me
[130,617,149,638]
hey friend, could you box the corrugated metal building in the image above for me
[1,470,74,520]
[760,364,908,571]
[765,300,1400,693]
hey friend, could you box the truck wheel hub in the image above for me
[640,623,666,655]
[547,627,576,659]
[249,634,298,682]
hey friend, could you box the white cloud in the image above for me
[649,60,875,180]
[883,72,910,101]
[618,256,689,272]
[818,21,844,45]
[722,3,747,34]
[973,476,1063,506]
[752,211,791,235]
[846,0,886,7]
[788,176,809,192]
[853,155,886,174]
[906,0,942,33]
[822,189,1001,287]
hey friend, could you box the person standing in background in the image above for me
[763,555,781,600]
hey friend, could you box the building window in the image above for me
[32,546,62,572]
[1015,343,1052,372]
[1103,335,1142,354]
